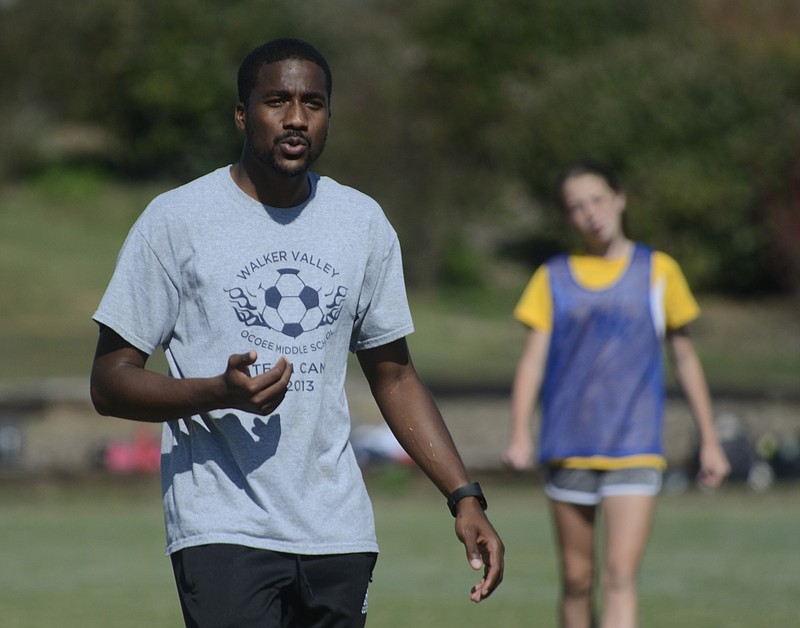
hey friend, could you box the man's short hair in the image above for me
[237,38,332,104]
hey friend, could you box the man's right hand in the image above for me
[222,352,293,416]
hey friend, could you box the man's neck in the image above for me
[230,160,311,208]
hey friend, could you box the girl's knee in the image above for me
[601,564,638,592]
[562,569,594,600]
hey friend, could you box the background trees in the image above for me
[2,0,798,294]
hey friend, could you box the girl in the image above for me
[504,158,730,628]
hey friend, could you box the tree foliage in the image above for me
[1,0,799,293]
[406,0,800,293]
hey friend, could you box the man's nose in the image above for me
[283,101,308,128]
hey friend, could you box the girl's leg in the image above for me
[599,495,657,628]
[550,500,597,628]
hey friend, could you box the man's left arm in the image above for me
[357,338,504,602]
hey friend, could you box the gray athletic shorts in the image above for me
[543,466,662,505]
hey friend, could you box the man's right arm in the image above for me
[90,326,293,422]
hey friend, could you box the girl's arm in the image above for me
[503,327,551,471]
[666,326,730,488]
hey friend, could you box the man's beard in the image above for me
[249,129,327,178]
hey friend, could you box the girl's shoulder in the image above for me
[650,248,679,265]
[649,249,687,282]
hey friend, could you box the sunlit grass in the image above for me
[0,475,797,628]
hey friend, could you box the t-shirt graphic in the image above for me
[227,266,344,338]
[226,261,346,340]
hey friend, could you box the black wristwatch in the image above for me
[447,482,488,517]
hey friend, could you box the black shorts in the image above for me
[170,544,378,628]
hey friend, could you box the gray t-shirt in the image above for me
[93,166,414,555]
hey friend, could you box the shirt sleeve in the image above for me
[92,223,180,355]
[350,228,415,352]
[513,265,553,331]
[654,252,700,330]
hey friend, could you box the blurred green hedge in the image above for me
[1,0,798,294]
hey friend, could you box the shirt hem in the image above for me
[92,313,159,356]
[165,534,381,557]
[353,325,415,352]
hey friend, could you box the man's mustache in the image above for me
[274,131,312,147]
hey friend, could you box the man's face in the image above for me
[236,59,330,178]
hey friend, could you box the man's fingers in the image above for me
[458,520,504,603]
[482,548,504,596]
[252,358,293,388]
[476,537,504,600]
[249,360,293,413]
[222,354,293,414]
[228,350,258,374]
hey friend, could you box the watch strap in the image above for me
[447,482,487,517]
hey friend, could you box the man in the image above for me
[91,38,504,627]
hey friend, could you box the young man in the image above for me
[91,38,504,627]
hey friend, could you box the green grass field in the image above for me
[0,473,797,628]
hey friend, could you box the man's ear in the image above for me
[234,102,246,131]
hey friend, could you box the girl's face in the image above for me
[561,173,626,249]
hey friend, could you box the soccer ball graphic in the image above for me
[261,268,324,338]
